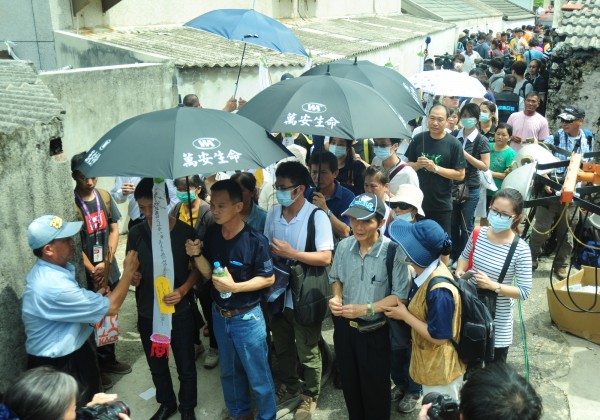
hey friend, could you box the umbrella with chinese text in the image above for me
[237,74,412,140]
[78,106,292,179]
[302,58,424,121]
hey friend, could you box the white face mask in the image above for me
[328,144,347,158]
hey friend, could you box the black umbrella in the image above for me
[237,74,412,140]
[78,106,292,179]
[302,58,425,121]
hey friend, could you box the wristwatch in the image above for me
[494,284,502,294]
[327,209,333,217]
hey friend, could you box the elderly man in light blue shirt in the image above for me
[23,215,138,404]
[329,193,411,420]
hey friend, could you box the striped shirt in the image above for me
[460,227,532,348]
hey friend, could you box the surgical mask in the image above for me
[374,146,392,160]
[328,144,347,158]
[479,112,490,123]
[461,117,478,129]
[393,212,414,223]
[176,190,196,204]
[276,187,299,207]
[487,210,513,233]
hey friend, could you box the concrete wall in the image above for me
[546,42,600,141]
[503,18,536,31]
[40,62,178,229]
[454,16,504,38]
[49,0,402,29]
[54,31,168,69]
[0,0,57,70]
[0,120,75,391]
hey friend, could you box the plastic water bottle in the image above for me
[213,262,231,299]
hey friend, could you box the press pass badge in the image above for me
[93,244,103,263]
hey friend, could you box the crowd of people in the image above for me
[14,21,593,420]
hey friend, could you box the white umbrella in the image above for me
[409,70,487,98]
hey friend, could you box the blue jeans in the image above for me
[138,309,197,412]
[451,186,480,261]
[213,304,276,420]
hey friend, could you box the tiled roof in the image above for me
[0,60,64,135]
[401,0,503,22]
[556,0,600,50]
[81,14,454,68]
[480,0,535,20]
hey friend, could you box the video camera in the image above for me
[434,53,455,70]
[423,392,460,420]
[76,401,131,420]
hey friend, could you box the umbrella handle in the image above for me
[233,43,248,99]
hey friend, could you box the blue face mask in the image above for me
[393,212,414,223]
[374,146,392,160]
[176,190,196,204]
[487,210,513,233]
[328,144,347,158]
[276,187,299,207]
[461,117,478,129]
[479,112,490,123]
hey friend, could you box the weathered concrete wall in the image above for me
[454,16,504,38]
[503,18,536,31]
[51,0,402,29]
[546,42,600,140]
[54,31,168,69]
[0,0,57,70]
[40,62,178,230]
[0,120,75,392]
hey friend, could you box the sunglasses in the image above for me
[387,201,413,210]
[560,118,575,124]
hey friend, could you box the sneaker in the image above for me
[554,267,568,280]
[294,395,316,420]
[100,360,132,375]
[194,342,205,360]
[397,393,420,413]
[390,385,405,402]
[203,347,219,369]
[100,372,113,391]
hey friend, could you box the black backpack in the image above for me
[427,276,495,364]
[385,242,413,349]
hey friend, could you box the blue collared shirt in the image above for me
[22,259,109,357]
[305,180,355,226]
[544,128,593,175]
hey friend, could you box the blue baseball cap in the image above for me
[27,215,83,250]
[388,219,451,267]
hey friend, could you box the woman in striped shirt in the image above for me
[455,188,532,362]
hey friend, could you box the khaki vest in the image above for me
[408,264,466,385]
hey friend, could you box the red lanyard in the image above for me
[76,190,102,240]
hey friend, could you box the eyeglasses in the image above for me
[387,201,413,210]
[560,118,575,124]
[274,184,299,191]
[488,209,514,221]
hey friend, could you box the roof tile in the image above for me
[0,60,64,135]
[81,14,454,68]
[556,0,600,50]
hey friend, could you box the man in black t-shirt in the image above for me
[406,104,466,235]
[186,180,277,420]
